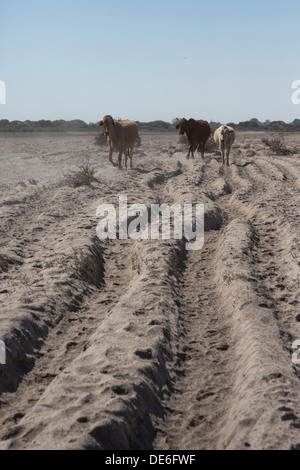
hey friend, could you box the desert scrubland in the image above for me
[0,131,300,450]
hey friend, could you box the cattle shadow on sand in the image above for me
[133,167,163,174]
[235,161,255,168]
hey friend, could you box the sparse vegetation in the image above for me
[0,254,22,273]
[178,135,188,146]
[19,274,32,295]
[222,270,248,285]
[135,135,142,147]
[204,134,217,153]
[136,120,176,133]
[56,243,104,287]
[65,159,100,187]
[261,133,293,156]
[0,255,12,273]
[94,132,107,147]
[71,243,104,287]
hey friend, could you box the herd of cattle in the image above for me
[98,115,236,169]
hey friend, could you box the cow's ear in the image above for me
[99,121,104,126]
[175,124,179,129]
[111,119,115,125]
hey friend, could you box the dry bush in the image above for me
[57,242,104,287]
[65,159,100,187]
[261,133,293,156]
[94,132,107,147]
[135,135,142,147]
[204,134,217,153]
[177,135,188,146]
[0,255,12,273]
[0,254,22,273]
[72,242,104,287]
[177,134,216,153]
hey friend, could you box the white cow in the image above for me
[214,125,236,166]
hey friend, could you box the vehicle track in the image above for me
[153,229,234,449]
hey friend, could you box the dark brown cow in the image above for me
[176,118,211,159]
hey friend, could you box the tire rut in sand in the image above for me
[0,238,135,444]
[228,156,300,339]
[153,230,233,450]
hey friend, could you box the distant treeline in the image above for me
[0,119,98,133]
[1,117,300,133]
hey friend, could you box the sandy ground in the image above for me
[0,130,300,450]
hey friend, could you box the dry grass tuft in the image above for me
[204,134,217,153]
[0,255,22,273]
[94,132,107,147]
[65,159,100,187]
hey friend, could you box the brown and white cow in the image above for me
[98,115,138,168]
[214,125,236,166]
[176,118,211,159]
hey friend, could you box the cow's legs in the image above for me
[118,151,122,169]
[221,148,225,165]
[109,145,116,166]
[220,142,225,165]
[226,148,230,166]
[129,148,133,168]
[124,150,128,168]
[199,142,204,158]
[187,145,195,159]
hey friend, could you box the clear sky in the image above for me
[1,0,300,124]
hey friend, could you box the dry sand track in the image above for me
[0,132,300,449]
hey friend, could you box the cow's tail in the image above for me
[220,129,226,145]
[220,134,226,150]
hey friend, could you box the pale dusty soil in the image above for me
[0,131,300,450]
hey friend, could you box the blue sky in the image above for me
[1,0,300,123]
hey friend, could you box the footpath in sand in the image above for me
[0,132,300,450]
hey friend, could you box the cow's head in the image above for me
[98,115,115,136]
[220,125,229,142]
[176,118,189,135]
